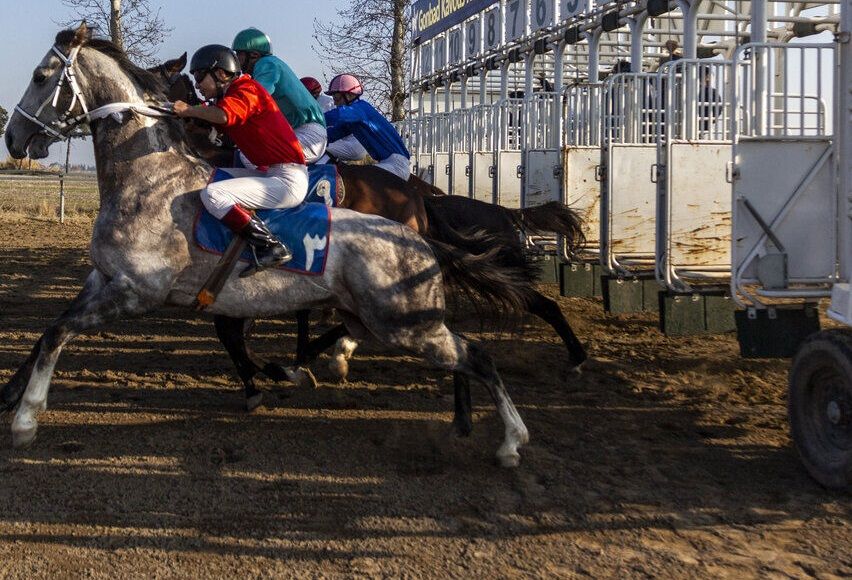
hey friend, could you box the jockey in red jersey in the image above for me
[173,44,308,277]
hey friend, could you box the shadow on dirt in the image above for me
[0,242,845,562]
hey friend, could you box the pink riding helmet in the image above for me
[326,74,363,96]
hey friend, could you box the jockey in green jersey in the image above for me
[232,27,327,164]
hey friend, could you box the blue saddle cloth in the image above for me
[194,168,332,276]
[307,163,340,206]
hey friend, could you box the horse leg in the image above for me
[3,270,147,448]
[264,323,349,386]
[526,289,588,373]
[213,315,266,411]
[295,309,311,364]
[345,309,527,466]
[270,309,320,389]
[452,372,473,437]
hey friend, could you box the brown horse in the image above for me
[160,64,586,431]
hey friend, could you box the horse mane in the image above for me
[54,29,166,97]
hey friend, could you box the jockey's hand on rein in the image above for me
[172,100,193,118]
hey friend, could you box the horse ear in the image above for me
[72,21,90,47]
[162,53,187,76]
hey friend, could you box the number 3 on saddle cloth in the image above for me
[193,164,340,275]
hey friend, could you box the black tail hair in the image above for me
[507,201,586,255]
[422,201,535,316]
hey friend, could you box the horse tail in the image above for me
[423,200,535,315]
[507,201,586,255]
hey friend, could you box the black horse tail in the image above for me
[507,201,586,255]
[423,202,535,315]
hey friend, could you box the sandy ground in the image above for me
[0,216,848,578]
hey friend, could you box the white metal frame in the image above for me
[730,41,839,309]
[655,58,734,293]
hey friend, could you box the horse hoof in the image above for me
[11,424,37,449]
[262,363,290,383]
[452,415,473,437]
[497,450,521,468]
[286,367,318,389]
[245,392,264,412]
[568,361,584,376]
[329,356,349,382]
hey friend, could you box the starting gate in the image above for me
[655,59,734,293]
[600,72,660,278]
[523,92,562,208]
[562,82,603,261]
[731,42,837,308]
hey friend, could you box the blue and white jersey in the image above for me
[325,99,410,162]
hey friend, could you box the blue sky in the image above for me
[0,0,342,165]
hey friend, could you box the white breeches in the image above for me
[294,122,328,164]
[325,135,369,162]
[201,163,309,219]
[375,153,411,181]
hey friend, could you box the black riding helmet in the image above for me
[189,44,241,79]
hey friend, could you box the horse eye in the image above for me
[32,68,49,85]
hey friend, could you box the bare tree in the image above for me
[59,0,172,66]
[0,105,8,140]
[313,0,411,120]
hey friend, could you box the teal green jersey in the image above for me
[251,55,326,129]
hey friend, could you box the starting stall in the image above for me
[599,71,661,312]
[655,58,736,333]
[404,0,850,488]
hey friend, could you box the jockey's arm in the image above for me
[324,105,360,142]
[173,100,227,125]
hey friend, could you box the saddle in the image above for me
[192,163,339,309]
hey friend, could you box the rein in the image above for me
[14,44,174,142]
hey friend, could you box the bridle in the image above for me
[14,45,90,140]
[14,43,175,143]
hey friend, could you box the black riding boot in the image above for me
[238,214,292,277]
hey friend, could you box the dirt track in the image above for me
[0,217,848,578]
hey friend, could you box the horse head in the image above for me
[150,52,200,105]
[5,22,168,160]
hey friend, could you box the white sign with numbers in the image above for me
[531,0,554,31]
[504,0,527,42]
[465,17,481,58]
[560,0,587,20]
[483,6,501,50]
[448,27,463,65]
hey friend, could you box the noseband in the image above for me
[14,44,175,144]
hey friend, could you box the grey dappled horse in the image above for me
[2,24,530,467]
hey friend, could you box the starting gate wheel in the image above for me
[788,329,852,490]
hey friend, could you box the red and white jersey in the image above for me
[215,74,306,167]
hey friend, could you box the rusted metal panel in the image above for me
[668,143,732,267]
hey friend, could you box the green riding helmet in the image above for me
[232,28,272,55]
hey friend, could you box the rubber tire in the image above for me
[788,329,852,490]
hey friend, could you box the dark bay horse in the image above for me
[3,25,532,466]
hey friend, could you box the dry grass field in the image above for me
[0,172,99,219]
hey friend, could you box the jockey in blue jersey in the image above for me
[232,28,327,164]
[323,74,411,182]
